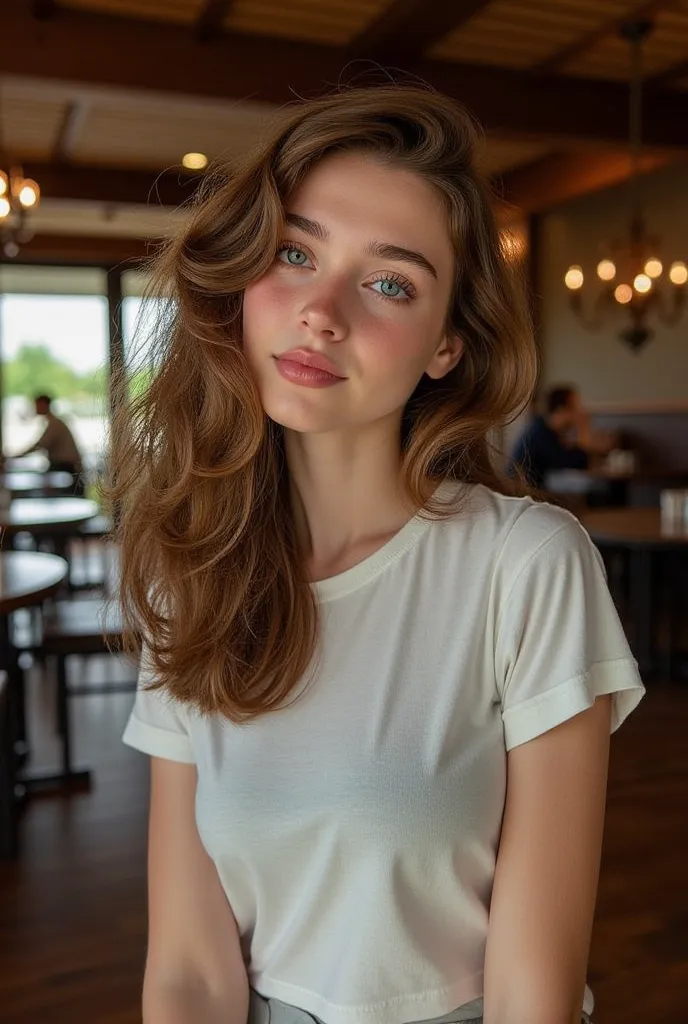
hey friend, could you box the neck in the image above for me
[284,415,415,580]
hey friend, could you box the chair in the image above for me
[31,599,136,790]
[69,514,114,593]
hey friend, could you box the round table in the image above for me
[583,508,688,678]
[0,471,75,498]
[0,498,99,536]
[0,551,68,616]
[2,455,49,473]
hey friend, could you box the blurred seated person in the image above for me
[509,385,615,490]
[17,394,85,495]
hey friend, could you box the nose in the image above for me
[299,289,348,343]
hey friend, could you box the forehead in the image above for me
[287,151,455,273]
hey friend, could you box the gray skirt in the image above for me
[248,989,594,1024]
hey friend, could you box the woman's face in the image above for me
[242,150,462,436]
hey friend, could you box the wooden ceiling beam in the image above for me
[348,0,491,66]
[497,148,679,215]
[21,161,202,207]
[196,0,236,42]
[5,232,152,265]
[3,4,688,147]
[420,57,688,147]
[532,0,678,76]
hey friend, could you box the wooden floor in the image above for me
[0,657,686,1023]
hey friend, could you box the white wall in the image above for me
[539,160,688,405]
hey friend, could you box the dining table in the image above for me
[2,454,49,473]
[0,551,69,618]
[0,471,75,498]
[0,497,99,601]
[0,497,98,537]
[582,507,688,678]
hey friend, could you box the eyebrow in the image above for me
[284,213,438,280]
[285,213,329,242]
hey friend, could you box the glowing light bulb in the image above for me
[565,266,584,290]
[644,258,662,279]
[0,197,10,219]
[669,261,688,286]
[597,259,616,281]
[634,274,652,293]
[0,172,7,197]
[18,180,39,208]
[614,284,633,304]
[182,152,208,170]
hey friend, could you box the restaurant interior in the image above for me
[1,0,687,1021]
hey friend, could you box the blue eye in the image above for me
[278,246,310,266]
[370,278,411,301]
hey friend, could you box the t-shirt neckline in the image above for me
[312,485,452,603]
[312,511,432,602]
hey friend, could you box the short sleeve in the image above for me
[122,646,195,763]
[495,507,645,751]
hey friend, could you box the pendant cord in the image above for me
[621,19,652,229]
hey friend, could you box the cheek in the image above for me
[358,313,436,382]
[243,275,293,342]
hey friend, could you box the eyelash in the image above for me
[276,242,416,303]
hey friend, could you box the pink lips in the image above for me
[275,348,346,389]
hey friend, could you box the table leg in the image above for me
[2,613,91,798]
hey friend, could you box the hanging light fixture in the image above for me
[0,165,41,258]
[564,21,686,351]
[0,86,41,258]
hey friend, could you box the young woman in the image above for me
[113,85,645,1024]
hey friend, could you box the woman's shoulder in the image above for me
[434,481,592,567]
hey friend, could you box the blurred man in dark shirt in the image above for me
[16,394,86,496]
[509,386,614,489]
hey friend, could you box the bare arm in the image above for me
[483,696,612,1024]
[143,757,249,1024]
[17,422,52,457]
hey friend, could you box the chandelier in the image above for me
[564,20,687,351]
[0,164,40,259]
[0,85,41,259]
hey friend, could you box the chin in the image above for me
[261,393,349,435]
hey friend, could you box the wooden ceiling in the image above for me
[1,0,688,252]
[48,0,688,83]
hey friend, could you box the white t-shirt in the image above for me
[123,484,644,1024]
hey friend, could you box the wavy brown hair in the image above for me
[108,84,538,724]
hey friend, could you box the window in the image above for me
[0,265,109,474]
[122,269,168,398]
